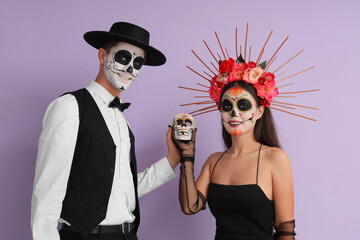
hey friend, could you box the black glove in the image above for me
[171,127,197,163]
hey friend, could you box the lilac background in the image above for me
[1,0,359,239]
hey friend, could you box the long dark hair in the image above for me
[221,81,281,149]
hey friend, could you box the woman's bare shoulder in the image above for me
[261,146,291,168]
[204,151,227,166]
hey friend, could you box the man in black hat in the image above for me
[31,22,180,240]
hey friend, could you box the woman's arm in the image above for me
[171,128,215,215]
[179,156,213,214]
[271,149,296,239]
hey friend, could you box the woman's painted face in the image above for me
[221,87,261,135]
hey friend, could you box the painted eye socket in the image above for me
[133,56,144,70]
[221,99,233,112]
[176,119,183,125]
[237,98,252,112]
[176,119,193,126]
[114,50,132,65]
[185,119,193,126]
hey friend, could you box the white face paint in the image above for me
[173,113,195,141]
[104,42,145,91]
[221,87,261,136]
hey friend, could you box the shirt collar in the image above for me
[86,81,120,105]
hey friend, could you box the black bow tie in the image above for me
[109,97,131,112]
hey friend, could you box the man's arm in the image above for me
[31,95,79,240]
[137,127,180,197]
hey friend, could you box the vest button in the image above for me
[100,213,105,218]
[104,191,110,195]
[112,145,116,149]
[109,168,114,174]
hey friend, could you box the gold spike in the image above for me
[248,45,252,62]
[189,105,218,114]
[267,36,289,66]
[203,40,219,63]
[276,82,295,89]
[277,66,315,83]
[278,89,320,95]
[256,30,273,64]
[276,68,290,78]
[203,71,213,78]
[186,66,211,81]
[235,27,238,59]
[215,31,227,59]
[194,96,210,98]
[178,86,209,93]
[273,50,304,74]
[244,23,249,61]
[272,101,318,110]
[240,45,242,56]
[257,48,265,65]
[269,106,317,121]
[210,61,219,72]
[225,48,230,59]
[180,100,214,107]
[256,49,264,65]
[197,83,210,88]
[271,103,296,110]
[192,50,216,75]
[266,56,277,71]
[192,108,219,116]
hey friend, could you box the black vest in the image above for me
[59,88,140,237]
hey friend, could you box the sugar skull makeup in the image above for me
[173,113,195,141]
[221,87,260,135]
[104,42,145,91]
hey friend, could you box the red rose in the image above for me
[219,58,235,74]
[261,99,270,107]
[262,72,275,82]
[211,76,218,84]
[257,77,266,85]
[228,58,235,65]
[229,63,246,82]
[217,82,225,89]
[248,61,256,68]
[209,85,223,102]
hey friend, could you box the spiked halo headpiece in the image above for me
[179,23,319,121]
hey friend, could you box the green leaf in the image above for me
[237,54,245,63]
[218,60,222,65]
[259,61,267,69]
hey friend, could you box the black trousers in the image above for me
[59,229,138,240]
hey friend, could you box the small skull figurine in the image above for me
[173,113,195,141]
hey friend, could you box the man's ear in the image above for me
[98,48,107,64]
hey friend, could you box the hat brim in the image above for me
[84,31,166,66]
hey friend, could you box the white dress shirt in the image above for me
[31,81,176,240]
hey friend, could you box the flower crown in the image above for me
[210,55,278,108]
[179,24,319,121]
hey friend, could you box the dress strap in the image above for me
[210,150,228,182]
[256,144,263,185]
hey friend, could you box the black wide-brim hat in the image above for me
[84,22,166,66]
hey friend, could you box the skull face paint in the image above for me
[221,87,259,136]
[104,42,145,91]
[173,113,195,141]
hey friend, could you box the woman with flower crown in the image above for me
[172,55,297,240]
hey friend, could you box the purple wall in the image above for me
[1,0,359,239]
